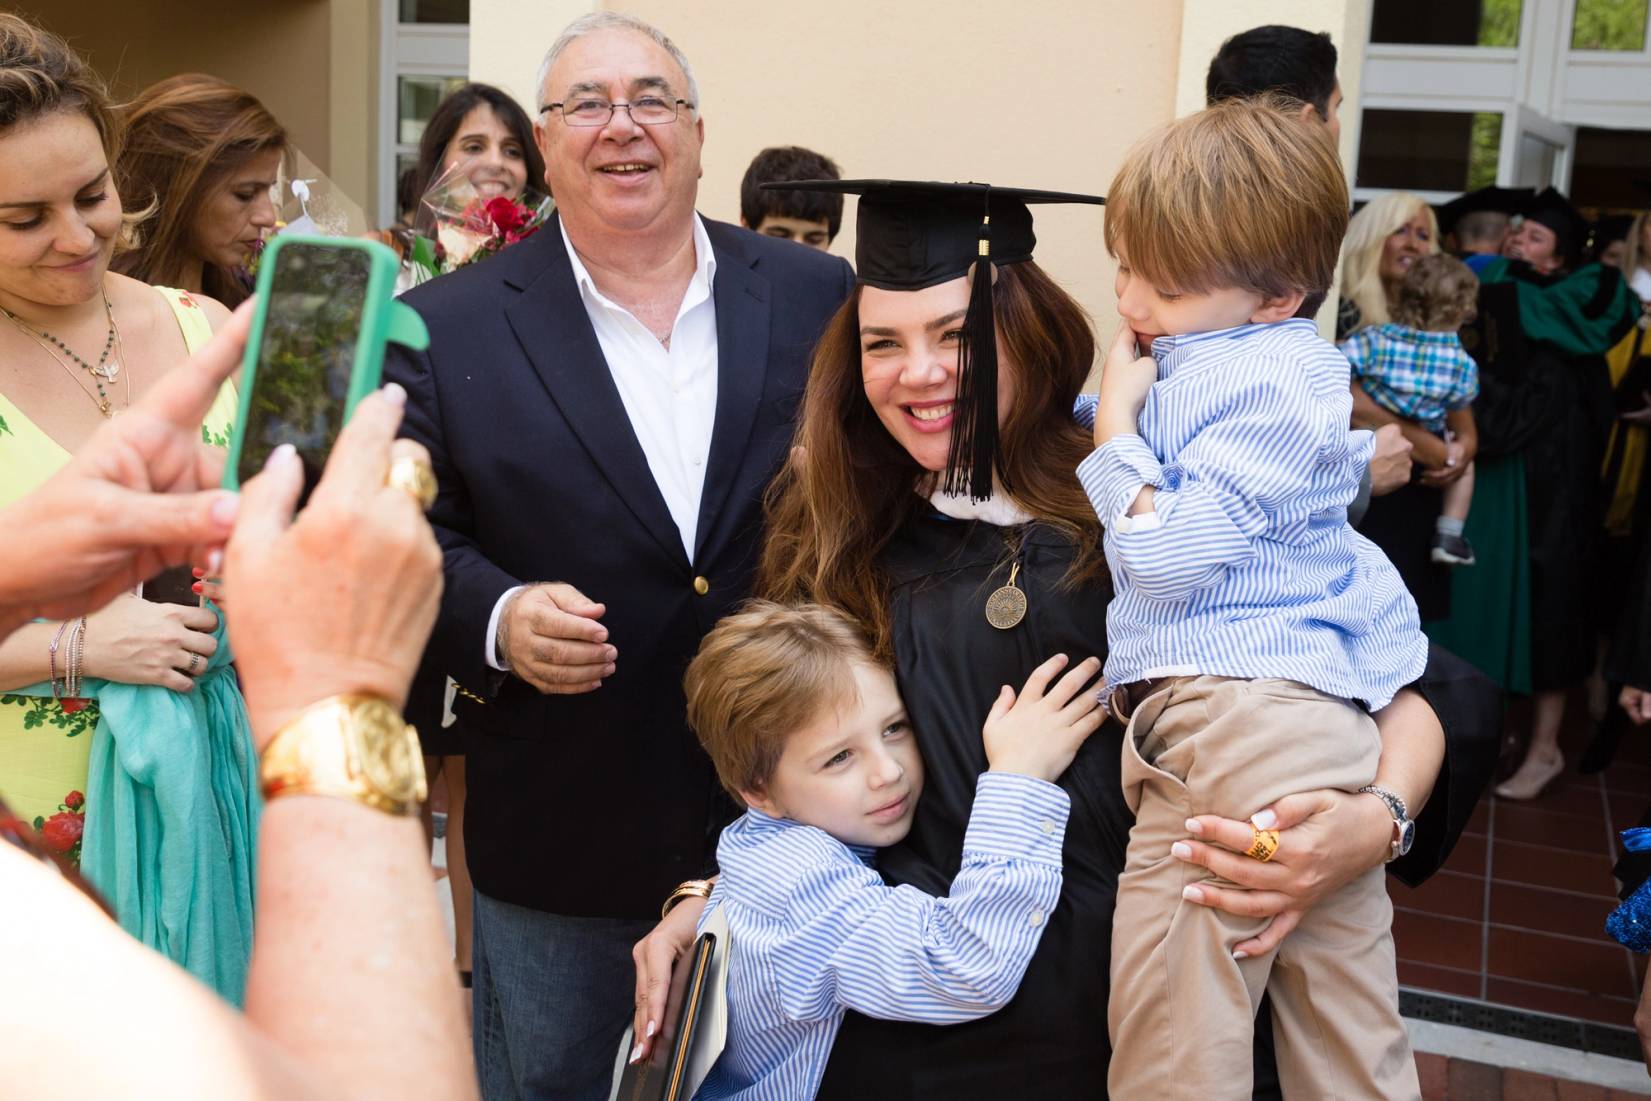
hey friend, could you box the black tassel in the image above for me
[944,250,999,501]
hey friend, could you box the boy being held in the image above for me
[679,601,1103,1101]
[1340,253,1482,565]
[1078,98,1430,1101]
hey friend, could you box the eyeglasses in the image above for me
[539,96,693,127]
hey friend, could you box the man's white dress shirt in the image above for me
[485,215,720,670]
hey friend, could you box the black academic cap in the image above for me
[1520,187,1589,266]
[761,179,1106,499]
[1435,185,1532,237]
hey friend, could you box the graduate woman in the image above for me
[633,179,1500,1097]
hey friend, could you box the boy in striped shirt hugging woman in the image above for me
[679,601,1104,1100]
[1078,98,1431,1100]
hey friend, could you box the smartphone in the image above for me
[222,235,427,505]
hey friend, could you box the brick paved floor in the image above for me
[1416,1051,1650,1099]
[1389,694,1648,1028]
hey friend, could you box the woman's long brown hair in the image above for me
[758,260,1107,659]
[113,74,287,307]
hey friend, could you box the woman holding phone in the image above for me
[0,13,258,1003]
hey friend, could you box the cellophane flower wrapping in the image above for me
[406,161,553,286]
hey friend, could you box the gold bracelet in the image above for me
[660,878,714,920]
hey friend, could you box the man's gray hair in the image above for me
[534,12,701,116]
[1455,209,1510,249]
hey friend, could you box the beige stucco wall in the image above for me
[28,0,337,174]
[468,0,1372,344]
[328,0,378,212]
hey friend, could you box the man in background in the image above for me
[738,144,844,251]
[1206,23,1343,142]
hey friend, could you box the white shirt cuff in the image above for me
[1111,507,1162,533]
[486,585,526,671]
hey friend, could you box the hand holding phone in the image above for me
[223,236,428,506]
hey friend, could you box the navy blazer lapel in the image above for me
[694,224,772,562]
[501,219,688,570]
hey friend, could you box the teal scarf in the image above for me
[16,610,260,1005]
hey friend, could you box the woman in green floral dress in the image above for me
[0,14,257,1004]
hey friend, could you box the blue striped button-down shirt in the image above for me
[1075,319,1428,709]
[693,771,1069,1101]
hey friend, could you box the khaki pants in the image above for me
[1107,676,1419,1101]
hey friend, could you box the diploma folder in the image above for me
[609,905,729,1101]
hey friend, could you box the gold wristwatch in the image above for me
[259,694,429,816]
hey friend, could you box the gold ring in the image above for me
[1244,826,1280,862]
[386,455,438,511]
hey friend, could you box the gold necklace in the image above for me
[3,292,132,418]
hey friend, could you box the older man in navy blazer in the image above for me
[386,12,854,1099]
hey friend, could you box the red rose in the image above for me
[63,790,84,809]
[60,697,88,714]
[485,195,526,234]
[40,811,83,853]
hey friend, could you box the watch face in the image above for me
[1397,819,1417,857]
[352,704,426,804]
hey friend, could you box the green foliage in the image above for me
[1572,0,1649,49]
[1480,0,1523,46]
[1468,112,1504,190]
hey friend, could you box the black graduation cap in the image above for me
[1519,187,1589,267]
[1435,185,1532,238]
[761,179,1106,500]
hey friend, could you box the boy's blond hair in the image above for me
[1391,253,1478,333]
[685,601,879,802]
[1104,96,1349,307]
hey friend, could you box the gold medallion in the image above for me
[985,562,1027,630]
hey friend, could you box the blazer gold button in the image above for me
[693,576,710,596]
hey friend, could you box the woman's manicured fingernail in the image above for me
[1182,885,1205,903]
[209,493,239,526]
[1171,841,1193,860]
[206,549,224,575]
[1251,809,1278,830]
[1184,818,1204,835]
[645,1019,656,1039]
[191,582,203,594]
[382,381,407,406]
[192,567,205,579]
[266,443,297,470]
[1233,949,1249,960]
[628,1042,644,1064]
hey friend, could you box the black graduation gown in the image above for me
[814,508,1502,1100]
[1482,262,1631,689]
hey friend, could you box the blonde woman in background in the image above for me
[1337,191,1440,341]
[1336,193,1467,628]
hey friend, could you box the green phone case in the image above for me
[220,234,430,491]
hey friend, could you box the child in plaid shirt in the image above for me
[1340,253,1481,565]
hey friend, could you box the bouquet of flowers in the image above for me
[406,161,553,286]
